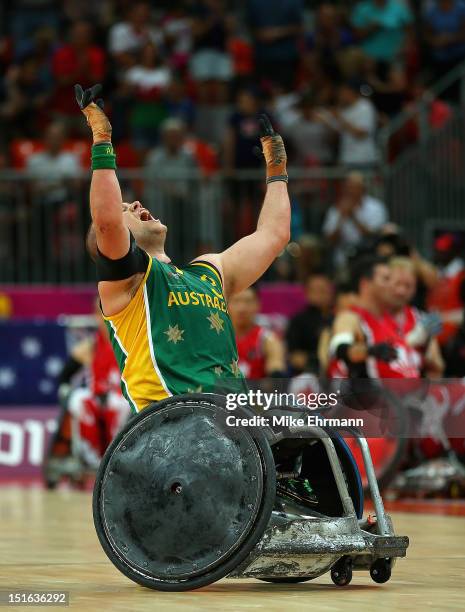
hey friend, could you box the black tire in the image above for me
[93,394,276,591]
[370,558,392,584]
[331,557,353,586]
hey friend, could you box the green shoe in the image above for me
[276,477,318,506]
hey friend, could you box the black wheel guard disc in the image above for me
[98,400,265,580]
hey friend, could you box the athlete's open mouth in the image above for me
[139,209,158,222]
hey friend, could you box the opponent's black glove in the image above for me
[367,342,398,362]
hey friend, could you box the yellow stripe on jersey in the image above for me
[103,258,170,409]
[190,261,223,289]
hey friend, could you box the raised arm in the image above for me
[75,84,129,259]
[201,115,290,298]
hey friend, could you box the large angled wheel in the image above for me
[93,394,276,591]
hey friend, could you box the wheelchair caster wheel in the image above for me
[370,558,392,584]
[331,557,352,586]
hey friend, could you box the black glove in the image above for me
[367,342,398,362]
[74,83,104,110]
[74,83,111,143]
[253,114,288,183]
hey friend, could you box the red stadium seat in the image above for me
[185,138,219,176]
[11,139,90,169]
[10,140,44,168]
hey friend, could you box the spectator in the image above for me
[318,80,379,168]
[109,2,164,71]
[51,20,105,122]
[15,26,56,93]
[363,56,408,119]
[227,15,255,86]
[9,0,60,49]
[26,121,81,263]
[145,118,198,262]
[427,233,465,346]
[0,53,50,138]
[247,0,304,90]
[286,274,335,374]
[294,235,326,282]
[223,88,265,238]
[307,3,355,65]
[223,88,264,175]
[283,90,335,166]
[26,122,80,206]
[424,0,465,91]
[351,0,413,64]
[388,80,452,159]
[188,0,233,102]
[124,42,172,149]
[162,4,193,71]
[164,77,196,128]
[323,172,388,268]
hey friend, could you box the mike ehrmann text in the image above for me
[225,414,364,428]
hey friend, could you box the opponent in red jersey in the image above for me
[385,257,444,378]
[327,255,420,381]
[44,303,130,487]
[326,256,420,490]
[229,286,286,379]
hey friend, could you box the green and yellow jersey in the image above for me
[103,257,247,413]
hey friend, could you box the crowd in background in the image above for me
[1,0,464,163]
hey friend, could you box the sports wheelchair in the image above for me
[93,393,409,591]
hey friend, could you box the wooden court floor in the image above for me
[1,486,464,611]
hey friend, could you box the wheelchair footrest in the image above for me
[364,533,409,558]
[228,515,409,579]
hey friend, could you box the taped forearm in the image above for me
[329,332,367,364]
[258,115,288,185]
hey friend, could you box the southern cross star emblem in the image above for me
[213,366,223,377]
[207,311,224,334]
[230,359,241,378]
[164,324,185,344]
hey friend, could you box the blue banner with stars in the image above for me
[0,322,67,405]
